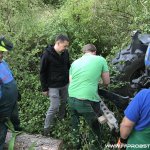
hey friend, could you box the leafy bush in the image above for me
[1,0,150,149]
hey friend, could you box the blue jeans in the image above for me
[44,84,68,129]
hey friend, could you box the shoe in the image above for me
[14,126,23,131]
[58,112,66,120]
[43,128,50,136]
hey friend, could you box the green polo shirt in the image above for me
[68,53,109,102]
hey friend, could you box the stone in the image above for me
[4,132,63,150]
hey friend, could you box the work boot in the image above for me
[14,126,23,131]
[43,128,50,137]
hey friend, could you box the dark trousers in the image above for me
[0,80,18,149]
[10,102,20,130]
[0,103,19,150]
[68,97,102,149]
[0,121,7,150]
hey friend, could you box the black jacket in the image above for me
[40,45,70,91]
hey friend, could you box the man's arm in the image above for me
[67,50,71,69]
[40,53,49,95]
[69,64,72,83]
[120,90,142,139]
[120,116,135,139]
[101,72,110,87]
[0,77,2,99]
[100,57,110,87]
[69,75,72,83]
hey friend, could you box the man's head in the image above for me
[0,36,13,61]
[82,44,97,55]
[54,34,69,53]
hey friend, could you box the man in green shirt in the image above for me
[68,44,110,149]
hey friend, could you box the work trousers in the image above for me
[68,97,102,149]
[0,80,18,149]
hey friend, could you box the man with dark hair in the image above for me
[40,34,70,136]
[68,44,110,149]
[55,34,69,43]
[0,36,19,149]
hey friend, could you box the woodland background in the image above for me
[0,0,149,149]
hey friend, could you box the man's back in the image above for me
[69,53,109,102]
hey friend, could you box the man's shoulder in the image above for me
[72,55,106,64]
[137,89,150,98]
[96,55,106,61]
[138,89,150,101]
[63,50,69,57]
[42,46,54,58]
[0,60,10,75]
[140,88,150,93]
[0,60,8,67]
[130,89,150,107]
[42,45,53,55]
[71,58,80,66]
[1,60,6,63]
[91,55,107,65]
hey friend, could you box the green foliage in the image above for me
[5,119,22,150]
[0,0,150,149]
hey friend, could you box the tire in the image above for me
[112,48,145,97]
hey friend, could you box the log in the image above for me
[4,132,63,150]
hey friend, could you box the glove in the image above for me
[119,137,127,144]
[117,137,127,150]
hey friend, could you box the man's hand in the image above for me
[42,91,49,96]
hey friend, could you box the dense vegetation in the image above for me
[0,0,150,149]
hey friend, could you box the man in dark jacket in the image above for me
[40,34,70,136]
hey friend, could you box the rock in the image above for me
[4,132,63,150]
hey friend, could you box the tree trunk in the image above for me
[4,132,63,150]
